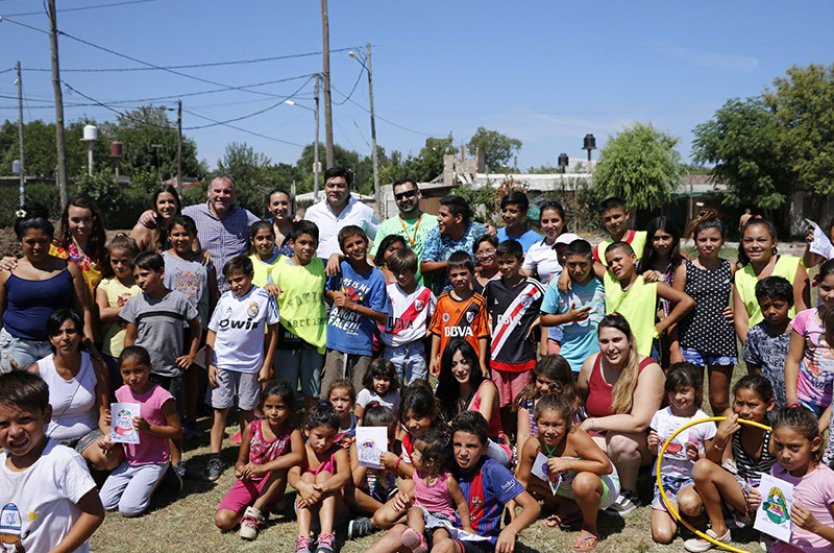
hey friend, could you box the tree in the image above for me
[763,63,834,195]
[692,97,790,209]
[591,123,685,211]
[407,135,456,182]
[217,142,277,215]
[467,127,522,172]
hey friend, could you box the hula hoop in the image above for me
[656,416,772,553]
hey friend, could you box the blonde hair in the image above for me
[599,313,641,414]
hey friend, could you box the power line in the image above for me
[332,66,364,106]
[183,108,304,148]
[332,84,433,137]
[61,81,176,129]
[23,48,358,73]
[2,0,159,17]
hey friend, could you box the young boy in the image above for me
[442,411,540,552]
[604,242,694,357]
[429,252,490,377]
[122,251,200,478]
[382,248,436,385]
[742,276,794,409]
[0,371,104,553]
[592,197,647,265]
[541,239,606,374]
[204,255,280,481]
[271,221,328,409]
[485,240,545,433]
[322,225,388,400]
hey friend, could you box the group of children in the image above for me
[5,190,834,553]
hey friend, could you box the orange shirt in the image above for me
[429,291,489,360]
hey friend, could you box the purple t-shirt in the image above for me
[115,384,174,466]
[772,463,834,553]
[792,308,834,409]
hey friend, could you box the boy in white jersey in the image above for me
[381,248,436,384]
[204,255,280,481]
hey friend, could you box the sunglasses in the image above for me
[394,190,417,200]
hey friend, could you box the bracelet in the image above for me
[393,457,401,471]
[712,440,725,451]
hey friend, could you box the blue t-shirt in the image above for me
[455,457,525,545]
[742,322,791,409]
[541,276,605,373]
[496,227,543,253]
[325,261,388,356]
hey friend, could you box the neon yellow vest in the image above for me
[605,276,658,356]
[735,255,801,326]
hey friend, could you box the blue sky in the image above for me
[1,0,833,173]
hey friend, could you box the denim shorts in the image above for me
[681,347,737,367]
[0,327,52,374]
[383,341,427,385]
[652,474,694,510]
[56,428,104,455]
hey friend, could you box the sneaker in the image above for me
[683,528,732,553]
[295,535,312,553]
[347,516,375,539]
[402,528,427,553]
[183,418,201,440]
[605,490,640,516]
[176,460,200,481]
[160,462,183,494]
[239,506,264,540]
[205,456,224,482]
[315,532,336,553]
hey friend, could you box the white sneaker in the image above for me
[684,528,731,553]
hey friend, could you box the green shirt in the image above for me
[271,256,328,353]
[371,212,438,284]
[605,275,658,356]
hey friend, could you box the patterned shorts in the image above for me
[681,347,737,367]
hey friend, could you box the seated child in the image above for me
[99,346,182,517]
[514,395,617,552]
[327,379,358,449]
[402,426,473,553]
[214,381,304,541]
[288,402,351,553]
[355,358,401,423]
[0,371,104,553]
[648,363,716,544]
[346,403,400,539]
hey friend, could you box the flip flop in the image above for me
[573,530,601,552]
[541,510,582,529]
[542,513,562,528]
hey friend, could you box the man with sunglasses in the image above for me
[371,178,437,284]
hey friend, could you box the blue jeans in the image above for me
[384,341,427,385]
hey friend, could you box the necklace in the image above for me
[542,442,560,458]
[400,214,423,248]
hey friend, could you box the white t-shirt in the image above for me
[650,407,716,479]
[303,196,379,259]
[208,286,280,374]
[0,440,97,553]
[381,283,436,348]
[522,238,562,284]
[356,387,401,413]
[38,353,98,442]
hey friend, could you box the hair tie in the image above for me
[15,209,26,219]
[752,214,764,220]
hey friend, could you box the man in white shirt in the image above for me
[303,167,378,259]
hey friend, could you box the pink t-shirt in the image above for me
[413,470,454,520]
[115,384,174,466]
[791,308,834,409]
[772,463,834,553]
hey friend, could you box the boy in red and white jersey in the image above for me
[381,248,436,385]
[485,239,545,435]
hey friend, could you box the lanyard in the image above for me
[400,214,423,248]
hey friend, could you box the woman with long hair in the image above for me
[577,313,664,516]
[130,184,182,252]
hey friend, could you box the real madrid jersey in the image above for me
[381,282,436,348]
[208,285,280,373]
[485,277,545,372]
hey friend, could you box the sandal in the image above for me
[541,511,582,529]
[542,514,563,528]
[573,530,600,552]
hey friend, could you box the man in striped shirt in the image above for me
[182,174,260,292]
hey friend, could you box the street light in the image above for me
[285,79,322,201]
[348,44,380,216]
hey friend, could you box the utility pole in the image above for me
[16,61,24,208]
[320,0,334,168]
[365,43,380,217]
[313,74,321,200]
[177,99,183,188]
[47,0,68,208]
